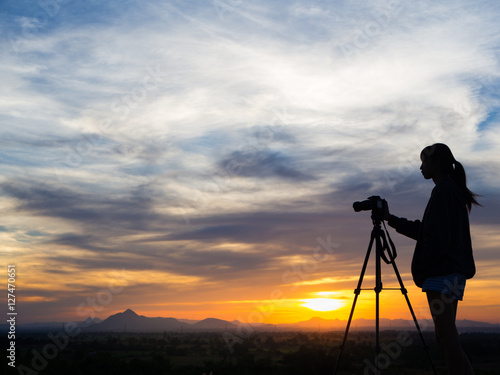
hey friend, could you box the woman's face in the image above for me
[420,155,440,180]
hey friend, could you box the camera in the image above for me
[353,196,387,214]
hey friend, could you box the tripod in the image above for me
[333,213,437,375]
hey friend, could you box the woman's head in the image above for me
[420,143,456,179]
[420,143,480,212]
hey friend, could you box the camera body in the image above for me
[353,196,387,217]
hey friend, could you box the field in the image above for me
[4,330,500,375]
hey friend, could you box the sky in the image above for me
[1,0,500,326]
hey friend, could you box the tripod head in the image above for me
[353,196,396,263]
[353,196,388,223]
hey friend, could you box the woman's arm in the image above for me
[383,202,421,240]
[387,215,421,240]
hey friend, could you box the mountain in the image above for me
[84,312,241,333]
[191,318,238,330]
[84,309,184,332]
[81,317,103,327]
[178,318,201,325]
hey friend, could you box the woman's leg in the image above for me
[426,291,474,374]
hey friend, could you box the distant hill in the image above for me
[8,309,500,333]
[84,309,185,332]
[178,318,201,325]
[191,318,238,330]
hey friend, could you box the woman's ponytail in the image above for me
[451,160,480,212]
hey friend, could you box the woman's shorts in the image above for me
[422,273,466,301]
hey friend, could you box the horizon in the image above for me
[2,1,500,328]
[13,309,500,332]
[16,307,500,327]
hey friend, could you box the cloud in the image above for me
[218,149,316,181]
[0,180,164,231]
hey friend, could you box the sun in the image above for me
[299,298,346,312]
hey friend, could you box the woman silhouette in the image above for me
[385,143,478,375]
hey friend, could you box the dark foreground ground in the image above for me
[3,330,500,375]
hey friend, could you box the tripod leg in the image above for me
[374,230,384,374]
[390,260,438,375]
[333,230,375,375]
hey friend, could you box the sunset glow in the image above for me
[300,298,347,312]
